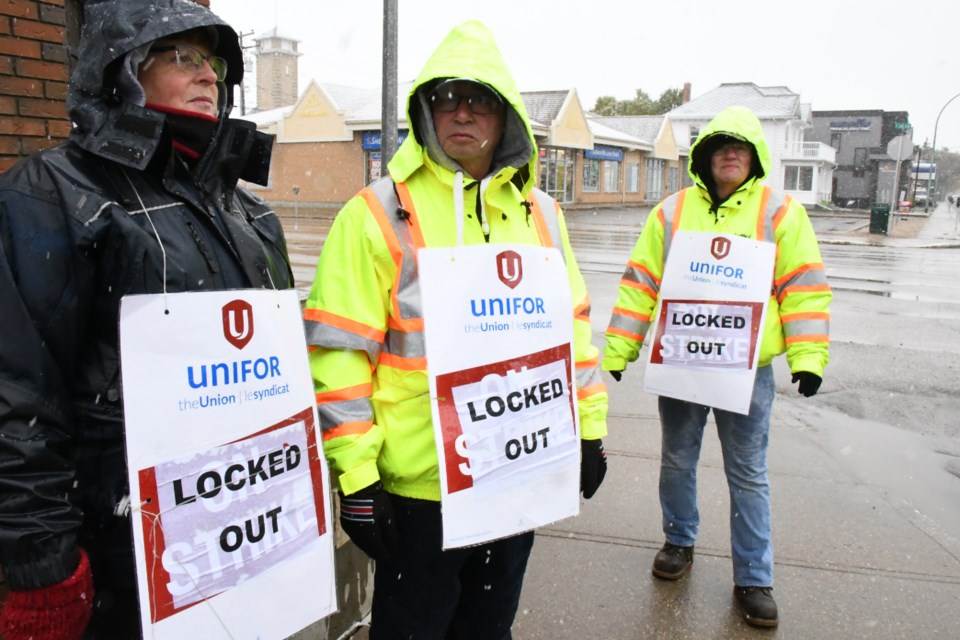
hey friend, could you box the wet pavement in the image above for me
[277,201,960,639]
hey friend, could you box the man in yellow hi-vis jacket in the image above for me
[304,21,608,638]
[604,106,831,629]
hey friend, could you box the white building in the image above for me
[667,83,836,207]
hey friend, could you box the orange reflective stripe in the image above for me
[781,311,830,322]
[755,187,771,241]
[526,195,555,247]
[377,352,427,371]
[612,306,650,321]
[576,356,600,369]
[395,182,426,249]
[775,263,826,288]
[785,334,829,345]
[321,421,373,442]
[315,383,373,405]
[626,260,662,284]
[577,382,606,399]
[621,279,657,296]
[303,308,385,342]
[771,196,791,236]
[670,189,686,242]
[607,326,644,341]
[777,283,831,304]
[387,314,424,332]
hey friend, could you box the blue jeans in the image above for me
[657,365,775,587]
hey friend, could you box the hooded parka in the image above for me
[304,21,608,500]
[0,0,292,593]
[604,106,831,377]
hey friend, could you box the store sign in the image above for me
[362,130,409,150]
[584,145,623,161]
[829,118,872,131]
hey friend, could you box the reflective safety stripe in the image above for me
[304,308,384,363]
[659,191,684,258]
[774,263,829,303]
[365,178,427,365]
[317,397,374,433]
[526,188,565,256]
[621,260,660,297]
[607,305,651,342]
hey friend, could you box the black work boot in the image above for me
[651,543,694,580]
[735,586,779,628]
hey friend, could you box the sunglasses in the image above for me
[150,44,227,82]
[430,86,503,115]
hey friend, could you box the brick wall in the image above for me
[0,0,210,174]
[0,0,71,172]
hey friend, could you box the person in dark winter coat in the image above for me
[0,2,293,638]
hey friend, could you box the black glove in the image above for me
[580,439,607,499]
[609,370,622,382]
[791,371,822,397]
[338,482,400,563]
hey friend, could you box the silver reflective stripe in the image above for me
[782,318,829,338]
[761,188,789,242]
[318,398,373,433]
[529,188,565,262]
[774,268,829,300]
[622,264,660,295]
[304,321,381,363]
[577,366,602,390]
[659,192,682,259]
[608,313,650,339]
[367,179,426,359]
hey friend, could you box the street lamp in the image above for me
[926,91,960,212]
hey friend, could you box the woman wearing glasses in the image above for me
[0,2,292,638]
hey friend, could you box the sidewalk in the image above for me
[816,202,960,249]
[512,353,960,639]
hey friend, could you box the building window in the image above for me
[539,147,576,203]
[831,132,842,151]
[603,160,620,192]
[784,165,814,191]
[667,167,679,194]
[582,158,600,193]
[689,127,700,146]
[625,163,640,192]
[853,148,867,178]
[645,158,664,201]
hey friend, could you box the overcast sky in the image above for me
[210,0,960,155]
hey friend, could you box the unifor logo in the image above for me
[710,236,731,260]
[222,300,254,350]
[496,250,523,289]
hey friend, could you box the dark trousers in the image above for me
[370,495,535,640]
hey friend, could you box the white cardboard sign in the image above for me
[419,245,580,548]
[644,232,775,414]
[119,290,336,639]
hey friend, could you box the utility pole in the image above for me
[381,0,399,166]
[237,30,256,116]
[927,91,960,212]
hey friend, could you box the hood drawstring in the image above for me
[392,181,411,222]
[521,200,532,226]
[478,176,492,242]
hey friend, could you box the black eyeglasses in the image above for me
[150,44,227,82]
[430,86,503,115]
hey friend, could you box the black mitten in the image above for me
[791,371,822,397]
[580,439,608,499]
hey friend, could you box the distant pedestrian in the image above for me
[303,20,608,639]
[603,106,832,628]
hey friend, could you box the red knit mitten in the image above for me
[0,548,95,640]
